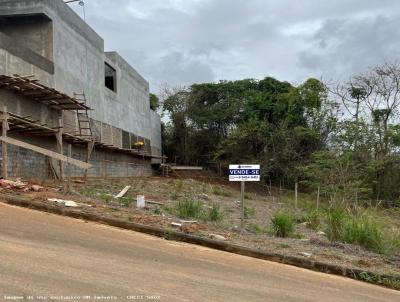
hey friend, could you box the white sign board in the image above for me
[229,164,260,182]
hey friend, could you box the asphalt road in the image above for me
[0,203,399,302]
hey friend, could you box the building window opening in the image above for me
[105,62,117,92]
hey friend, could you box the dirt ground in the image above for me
[2,174,400,278]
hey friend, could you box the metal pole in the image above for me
[241,181,245,229]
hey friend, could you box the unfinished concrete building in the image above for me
[0,0,162,179]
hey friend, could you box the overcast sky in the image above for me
[70,0,400,92]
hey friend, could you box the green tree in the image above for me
[150,93,159,111]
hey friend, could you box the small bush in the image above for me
[154,207,162,215]
[306,209,323,230]
[244,207,256,219]
[175,197,203,219]
[326,207,346,241]
[171,180,185,199]
[205,203,223,222]
[343,214,386,253]
[271,211,295,238]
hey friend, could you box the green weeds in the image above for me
[271,210,295,238]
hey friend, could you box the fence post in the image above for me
[317,186,320,209]
[295,182,298,209]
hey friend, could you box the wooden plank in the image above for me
[115,186,131,198]
[0,136,92,170]
[170,166,203,171]
[84,140,95,179]
[56,118,64,180]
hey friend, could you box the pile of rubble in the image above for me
[0,179,44,192]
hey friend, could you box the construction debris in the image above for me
[0,179,27,190]
[137,195,145,208]
[73,180,86,184]
[31,185,44,192]
[0,179,44,192]
[48,198,79,207]
[298,252,312,258]
[115,185,131,198]
[180,220,198,224]
[147,200,164,206]
[209,234,226,241]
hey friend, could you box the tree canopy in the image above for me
[161,62,400,204]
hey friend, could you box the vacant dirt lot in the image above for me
[1,174,400,284]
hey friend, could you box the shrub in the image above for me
[343,214,386,253]
[244,207,256,219]
[271,211,295,237]
[175,197,203,219]
[325,207,346,241]
[205,203,223,222]
[171,180,185,199]
[154,206,162,215]
[306,209,322,230]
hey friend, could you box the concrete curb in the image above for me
[1,194,399,290]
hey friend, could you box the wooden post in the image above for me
[317,186,320,210]
[240,181,245,229]
[66,144,72,192]
[295,182,298,209]
[1,106,9,179]
[84,139,95,179]
[56,118,64,180]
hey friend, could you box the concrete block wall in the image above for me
[66,144,152,178]
[0,135,153,179]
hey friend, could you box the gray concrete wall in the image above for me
[0,0,162,156]
[103,52,152,142]
[0,134,153,179]
[0,33,54,79]
[150,110,162,156]
[0,14,53,60]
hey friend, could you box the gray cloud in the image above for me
[69,0,400,91]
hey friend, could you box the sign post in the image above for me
[240,181,245,228]
[229,164,260,229]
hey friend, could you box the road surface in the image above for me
[0,202,399,302]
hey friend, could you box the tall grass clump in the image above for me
[343,214,386,254]
[244,207,256,219]
[325,206,346,241]
[205,203,223,222]
[271,210,295,237]
[306,209,323,230]
[175,197,203,219]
